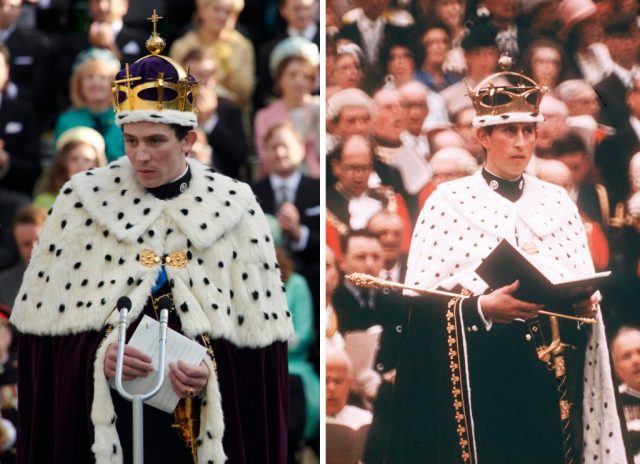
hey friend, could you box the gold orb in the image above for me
[146,35,166,55]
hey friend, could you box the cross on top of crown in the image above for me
[147,9,163,35]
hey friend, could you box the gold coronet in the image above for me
[111,9,198,114]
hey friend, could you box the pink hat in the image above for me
[558,0,597,36]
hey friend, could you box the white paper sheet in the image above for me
[110,315,207,413]
[343,325,382,379]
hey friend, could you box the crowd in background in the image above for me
[325,0,640,462]
[0,0,320,462]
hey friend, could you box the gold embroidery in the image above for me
[140,249,189,268]
[447,297,474,464]
[521,242,539,254]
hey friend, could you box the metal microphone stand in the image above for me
[114,296,169,464]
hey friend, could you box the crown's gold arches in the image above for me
[111,9,199,114]
[467,71,547,118]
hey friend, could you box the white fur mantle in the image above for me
[405,171,627,463]
[10,158,294,464]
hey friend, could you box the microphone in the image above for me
[117,296,132,311]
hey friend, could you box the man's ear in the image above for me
[182,130,198,154]
[475,127,490,149]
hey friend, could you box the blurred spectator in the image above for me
[78,0,145,64]
[596,74,640,209]
[0,0,56,127]
[187,127,214,166]
[326,345,372,464]
[326,246,344,347]
[371,85,430,201]
[417,145,478,208]
[367,211,406,283]
[440,16,504,118]
[254,37,320,178]
[255,0,320,109]
[424,0,466,75]
[251,122,320,318]
[276,247,320,455]
[54,48,122,163]
[326,87,375,153]
[56,0,146,112]
[550,131,609,227]
[556,79,600,117]
[561,0,611,85]
[536,158,609,270]
[327,135,412,250]
[398,81,430,163]
[34,127,107,211]
[594,14,640,130]
[0,206,46,307]
[170,0,256,107]
[0,44,40,197]
[453,106,485,163]
[611,326,640,459]
[415,19,461,92]
[181,47,247,179]
[482,0,532,61]
[0,188,28,273]
[329,42,365,91]
[428,127,466,153]
[534,95,569,159]
[0,304,16,462]
[378,27,420,88]
[522,37,565,95]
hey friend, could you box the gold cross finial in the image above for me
[147,9,162,35]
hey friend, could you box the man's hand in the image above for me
[103,343,154,380]
[278,203,301,241]
[169,360,210,398]
[572,295,599,319]
[479,280,543,324]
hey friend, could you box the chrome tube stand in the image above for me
[114,306,169,464]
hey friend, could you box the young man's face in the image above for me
[124,122,196,188]
[477,122,537,180]
[279,0,317,31]
[265,127,305,177]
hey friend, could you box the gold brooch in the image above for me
[140,249,189,268]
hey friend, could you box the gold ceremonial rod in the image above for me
[345,273,596,325]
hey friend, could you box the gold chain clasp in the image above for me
[140,249,189,268]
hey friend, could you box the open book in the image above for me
[475,239,610,312]
[343,325,382,381]
[326,418,371,464]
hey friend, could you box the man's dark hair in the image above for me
[604,14,636,37]
[169,124,192,141]
[550,131,587,158]
[341,228,380,255]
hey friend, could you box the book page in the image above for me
[343,325,382,380]
[110,315,208,413]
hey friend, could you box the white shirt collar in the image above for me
[269,170,302,200]
[612,62,639,89]
[287,23,318,42]
[110,19,124,36]
[0,23,17,43]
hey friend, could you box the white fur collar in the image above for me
[437,171,576,238]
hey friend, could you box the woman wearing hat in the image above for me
[54,48,124,163]
[34,127,107,210]
[254,37,320,178]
